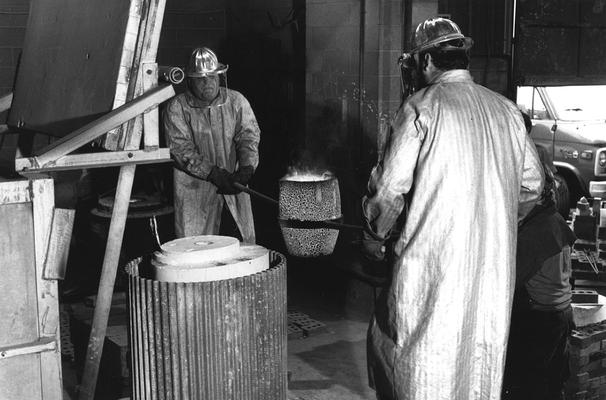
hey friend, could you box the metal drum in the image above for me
[278,174,341,257]
[126,248,287,400]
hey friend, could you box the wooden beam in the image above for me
[0,92,12,113]
[30,178,63,400]
[43,208,75,280]
[121,0,167,151]
[34,84,174,168]
[142,63,159,150]
[79,2,168,396]
[78,164,136,400]
[101,0,146,151]
[16,148,171,173]
[0,337,56,359]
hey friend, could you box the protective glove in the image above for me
[232,165,254,186]
[207,166,240,195]
[360,230,386,262]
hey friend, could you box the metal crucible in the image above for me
[278,174,342,257]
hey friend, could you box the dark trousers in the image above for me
[502,294,573,400]
[219,203,242,241]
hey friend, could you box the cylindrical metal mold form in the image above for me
[127,251,287,400]
[279,176,341,257]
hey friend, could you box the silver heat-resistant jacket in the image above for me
[364,70,543,400]
[164,87,260,243]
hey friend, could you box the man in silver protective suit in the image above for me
[361,18,544,400]
[163,47,260,243]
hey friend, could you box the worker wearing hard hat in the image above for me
[163,47,260,243]
[361,18,544,399]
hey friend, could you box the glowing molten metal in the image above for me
[282,168,333,182]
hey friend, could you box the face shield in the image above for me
[398,51,423,99]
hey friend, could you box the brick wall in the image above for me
[366,0,408,159]
[304,0,441,223]
[305,0,362,224]
[439,0,512,96]
[157,0,227,70]
[0,0,29,123]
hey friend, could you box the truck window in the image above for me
[516,86,551,120]
[546,85,606,121]
[517,86,533,115]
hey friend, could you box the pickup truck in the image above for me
[517,85,606,216]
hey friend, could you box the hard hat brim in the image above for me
[410,35,473,54]
[186,63,229,78]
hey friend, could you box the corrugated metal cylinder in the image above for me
[126,251,287,400]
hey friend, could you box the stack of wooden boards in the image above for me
[7,0,166,151]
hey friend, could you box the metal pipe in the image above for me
[233,182,278,206]
[279,218,363,231]
[158,66,185,84]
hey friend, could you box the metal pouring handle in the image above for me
[279,218,363,231]
[233,182,401,234]
[233,182,278,206]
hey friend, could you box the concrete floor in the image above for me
[285,254,378,400]
[287,318,374,400]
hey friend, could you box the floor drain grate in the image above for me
[287,311,327,338]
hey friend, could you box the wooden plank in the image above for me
[102,0,145,150]
[125,0,166,152]
[31,178,63,400]
[0,178,61,400]
[16,148,171,173]
[78,164,137,400]
[143,0,167,63]
[43,208,75,280]
[0,201,38,348]
[7,0,140,136]
[134,0,167,151]
[78,2,167,395]
[112,0,145,110]
[0,92,12,113]
[102,0,151,150]
[0,179,31,204]
[103,0,168,151]
[142,63,160,150]
[0,338,57,360]
[0,356,43,399]
[29,85,174,168]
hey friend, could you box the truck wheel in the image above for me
[554,174,570,219]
